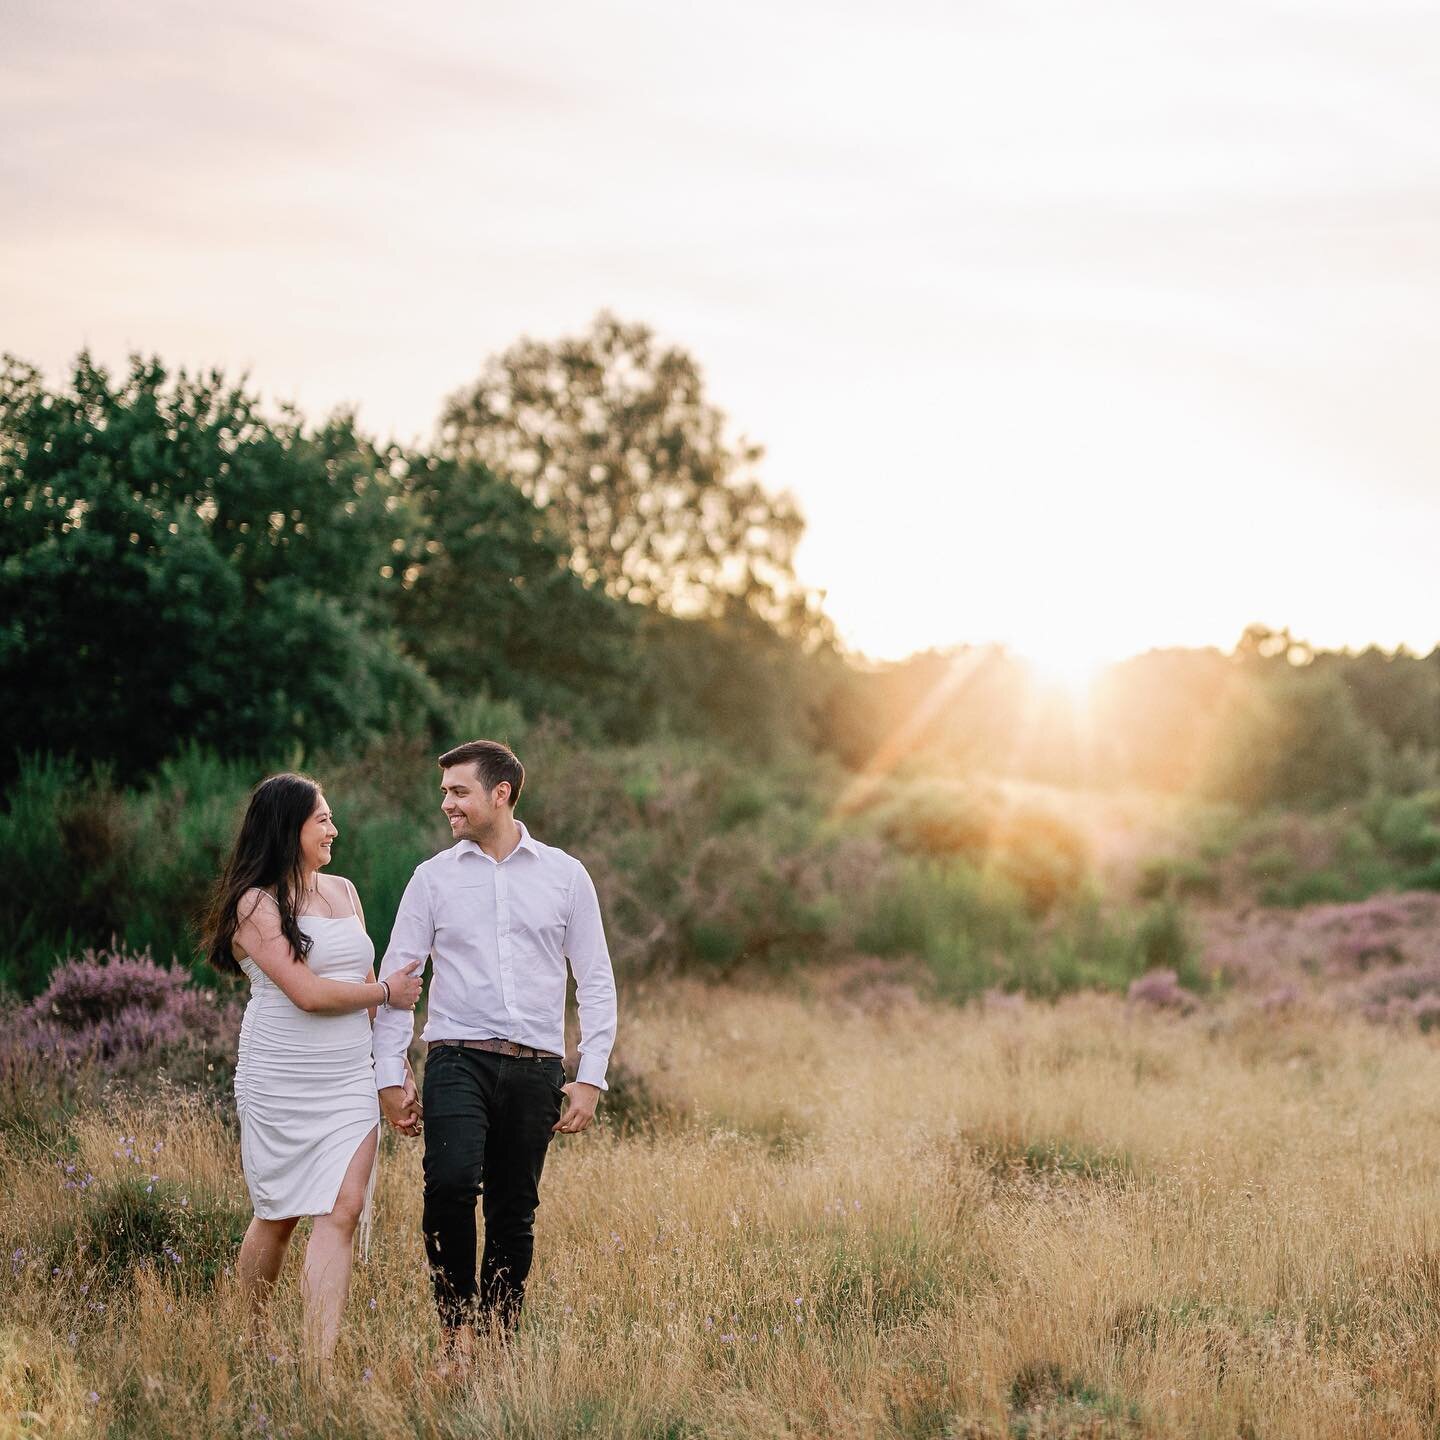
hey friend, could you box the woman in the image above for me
[203,773,424,1363]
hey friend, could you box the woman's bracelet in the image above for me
[379,979,391,1008]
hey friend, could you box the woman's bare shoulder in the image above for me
[318,873,361,913]
[237,887,278,924]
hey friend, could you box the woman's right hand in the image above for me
[385,958,426,1010]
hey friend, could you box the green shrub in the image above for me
[854,856,1204,1003]
[1246,845,1296,883]
[1404,858,1440,893]
[852,781,1091,914]
[968,1129,1135,1187]
[1365,791,1440,866]
[1201,667,1380,809]
[44,1174,247,1290]
[1136,855,1221,901]
[1132,899,1204,985]
[863,782,993,858]
[857,860,1026,960]
[1175,790,1440,910]
[809,1225,949,1333]
[1008,1362,1143,1434]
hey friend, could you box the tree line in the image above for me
[850,629,1440,807]
[0,316,846,781]
[3,315,1437,812]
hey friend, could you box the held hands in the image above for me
[553,1081,601,1135]
[379,1068,423,1137]
[383,959,425,1010]
[374,966,422,1136]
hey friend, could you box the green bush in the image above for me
[44,1174,247,1289]
[1365,791,1440,867]
[1131,899,1202,984]
[1246,845,1296,884]
[1405,858,1440,892]
[854,856,1203,1003]
[1135,856,1220,901]
[1160,789,1440,910]
[1201,666,1381,809]
[850,780,1091,914]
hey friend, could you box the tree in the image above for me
[388,453,642,738]
[1323,646,1440,756]
[0,353,438,778]
[634,600,852,758]
[1089,647,1234,792]
[439,312,823,639]
[1202,666,1380,808]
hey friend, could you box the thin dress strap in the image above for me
[234,888,279,965]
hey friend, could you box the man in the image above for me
[374,739,617,1352]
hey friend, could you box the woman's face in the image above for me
[298,792,338,874]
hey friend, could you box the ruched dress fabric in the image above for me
[235,913,380,1257]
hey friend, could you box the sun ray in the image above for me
[832,647,999,818]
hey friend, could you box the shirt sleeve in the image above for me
[373,867,435,1090]
[564,861,617,1091]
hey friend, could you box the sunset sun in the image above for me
[1018,641,1115,701]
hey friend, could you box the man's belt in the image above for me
[429,1037,560,1061]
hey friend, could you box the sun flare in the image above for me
[1018,643,1113,701]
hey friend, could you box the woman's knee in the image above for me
[323,1177,373,1237]
[320,1130,378,1234]
[317,1201,362,1239]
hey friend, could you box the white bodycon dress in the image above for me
[235,911,379,1254]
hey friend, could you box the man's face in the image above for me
[440,763,508,841]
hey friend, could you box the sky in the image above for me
[4,0,1439,665]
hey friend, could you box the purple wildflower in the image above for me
[0,946,238,1073]
[1127,969,1195,1013]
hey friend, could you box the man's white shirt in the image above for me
[373,822,617,1092]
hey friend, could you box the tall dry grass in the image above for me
[8,983,1440,1437]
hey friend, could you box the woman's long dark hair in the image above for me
[203,773,321,975]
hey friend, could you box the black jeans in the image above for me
[421,1045,565,1331]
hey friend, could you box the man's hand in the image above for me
[380,1072,422,1137]
[553,1081,601,1135]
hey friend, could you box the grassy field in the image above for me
[8,979,1440,1439]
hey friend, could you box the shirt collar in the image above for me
[457,820,540,864]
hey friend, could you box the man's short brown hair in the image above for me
[437,739,524,807]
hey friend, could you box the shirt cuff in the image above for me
[575,1054,609,1091]
[375,1057,409,1090]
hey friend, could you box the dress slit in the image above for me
[329,1123,380,1263]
